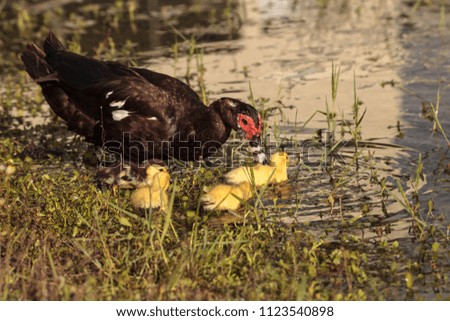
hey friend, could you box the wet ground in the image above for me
[0,0,449,299]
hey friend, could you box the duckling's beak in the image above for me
[249,135,267,164]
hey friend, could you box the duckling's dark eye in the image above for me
[159,168,164,172]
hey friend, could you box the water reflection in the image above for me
[150,0,448,239]
[0,0,242,61]
[399,4,450,217]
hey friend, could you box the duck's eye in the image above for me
[241,119,248,125]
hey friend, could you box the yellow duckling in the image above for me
[202,182,252,211]
[224,152,289,186]
[130,165,170,211]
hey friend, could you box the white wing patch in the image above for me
[105,91,114,99]
[147,117,158,121]
[112,110,133,121]
[109,99,127,108]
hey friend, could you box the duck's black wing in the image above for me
[38,33,142,122]
[42,32,203,117]
[86,77,183,162]
[22,32,209,164]
[131,67,203,105]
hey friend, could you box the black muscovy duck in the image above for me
[21,32,266,184]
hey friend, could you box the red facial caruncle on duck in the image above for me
[238,113,263,140]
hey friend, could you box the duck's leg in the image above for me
[96,161,146,189]
[95,158,170,190]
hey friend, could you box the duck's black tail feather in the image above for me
[21,32,97,141]
[43,31,65,56]
[21,44,54,82]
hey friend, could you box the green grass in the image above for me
[1,158,440,300]
[1,0,449,301]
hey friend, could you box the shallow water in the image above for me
[1,0,449,241]
[154,0,449,240]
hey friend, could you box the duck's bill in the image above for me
[249,135,267,164]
